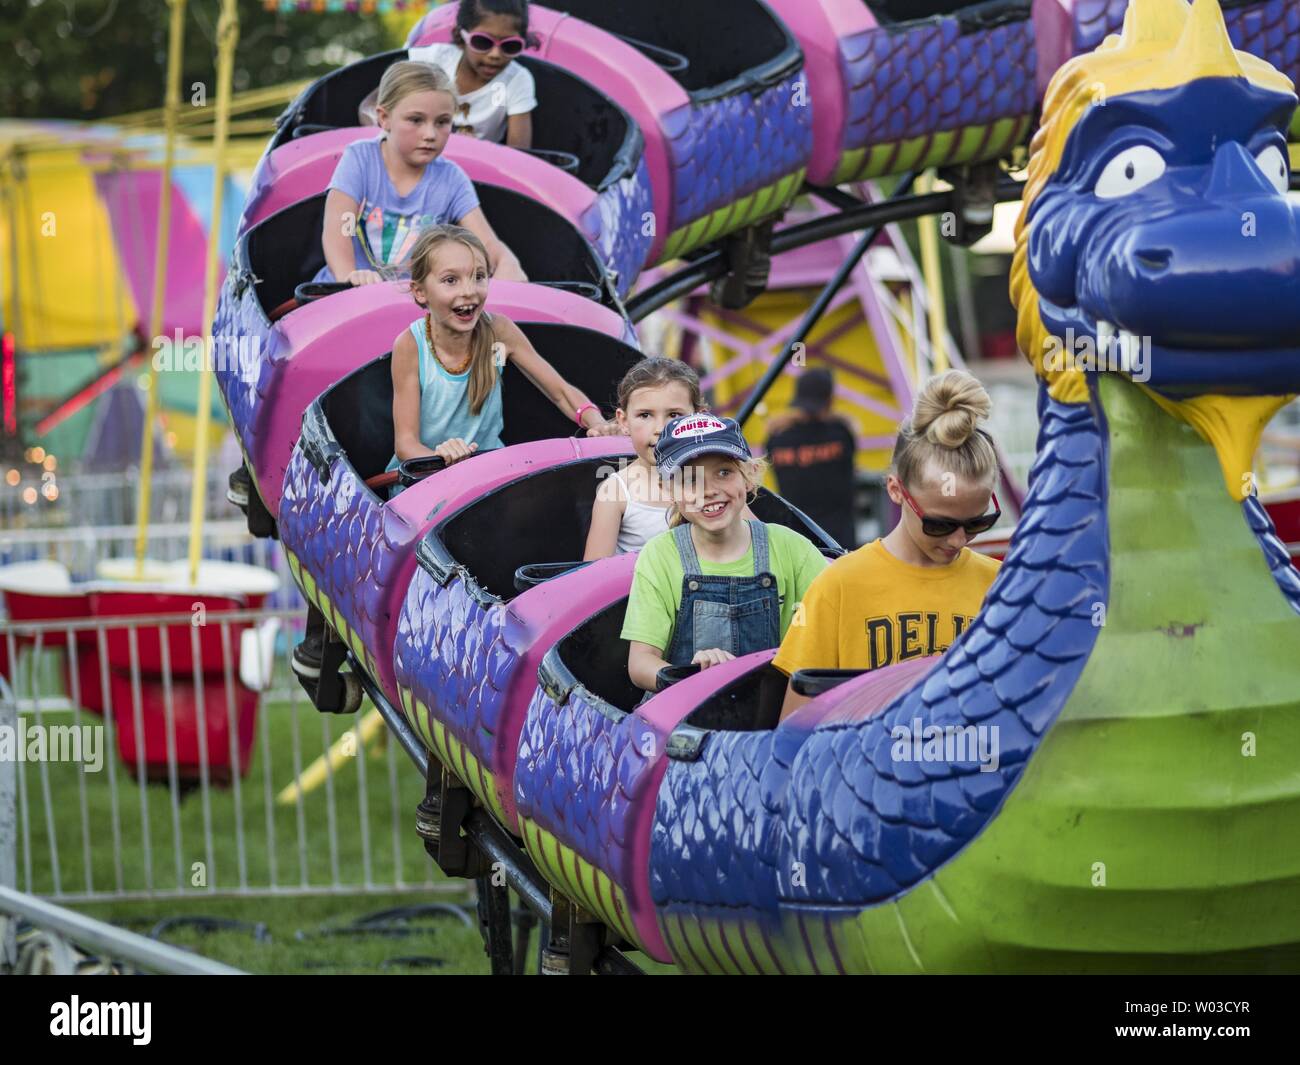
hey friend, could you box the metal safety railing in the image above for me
[0,466,236,531]
[0,885,244,974]
[0,607,442,904]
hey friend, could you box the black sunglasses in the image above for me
[900,484,1002,538]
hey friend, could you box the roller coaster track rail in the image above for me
[628,168,1300,322]
[351,669,644,975]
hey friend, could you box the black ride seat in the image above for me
[531,484,845,725]
[437,459,616,601]
[548,598,645,716]
[866,1,1031,28]
[546,594,790,736]
[271,51,637,192]
[319,324,640,497]
[554,0,793,95]
[790,668,866,697]
[513,560,593,594]
[241,190,616,322]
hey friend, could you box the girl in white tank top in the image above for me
[607,467,672,553]
[584,360,703,558]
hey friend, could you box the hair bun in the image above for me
[911,369,992,449]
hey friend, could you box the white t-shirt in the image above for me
[408,43,537,144]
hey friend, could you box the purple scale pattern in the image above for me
[210,2,1300,974]
[1071,0,1127,51]
[212,274,279,479]
[393,565,525,788]
[1244,494,1300,615]
[839,14,1036,151]
[278,446,412,701]
[1073,0,1300,83]
[593,154,655,294]
[663,73,814,232]
[515,685,655,897]
[650,388,1109,911]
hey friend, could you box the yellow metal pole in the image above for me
[277,709,384,805]
[187,0,239,585]
[897,287,916,385]
[916,169,950,374]
[135,0,187,576]
[112,79,310,130]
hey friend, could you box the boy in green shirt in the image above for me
[620,414,828,692]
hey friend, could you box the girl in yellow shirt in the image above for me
[775,370,1003,720]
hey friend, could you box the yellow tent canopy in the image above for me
[0,128,134,351]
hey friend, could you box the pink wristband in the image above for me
[574,402,599,428]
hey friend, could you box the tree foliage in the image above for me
[3,0,406,120]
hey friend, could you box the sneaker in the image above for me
[292,628,323,680]
[227,466,251,509]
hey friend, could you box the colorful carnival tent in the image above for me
[0,119,259,460]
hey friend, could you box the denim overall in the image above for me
[665,521,782,665]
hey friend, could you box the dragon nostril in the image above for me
[1135,247,1172,272]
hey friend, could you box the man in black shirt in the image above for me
[764,368,858,549]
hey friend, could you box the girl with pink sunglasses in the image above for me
[409,0,537,149]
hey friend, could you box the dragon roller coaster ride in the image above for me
[214,0,1300,973]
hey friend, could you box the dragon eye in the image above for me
[1253,144,1289,195]
[1094,145,1166,199]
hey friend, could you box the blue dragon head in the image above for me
[1011,0,1300,498]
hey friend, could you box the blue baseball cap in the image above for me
[654,413,753,477]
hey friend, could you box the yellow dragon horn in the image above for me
[1173,0,1245,80]
[1121,0,1189,46]
[1146,393,1293,501]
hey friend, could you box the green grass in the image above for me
[16,694,433,899]
[76,892,491,975]
[11,671,500,973]
[69,895,676,974]
[11,667,673,974]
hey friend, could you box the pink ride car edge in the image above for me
[239,127,601,245]
[409,4,688,263]
[253,281,633,519]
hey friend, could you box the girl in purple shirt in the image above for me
[316,60,525,285]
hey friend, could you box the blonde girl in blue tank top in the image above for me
[392,225,620,472]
